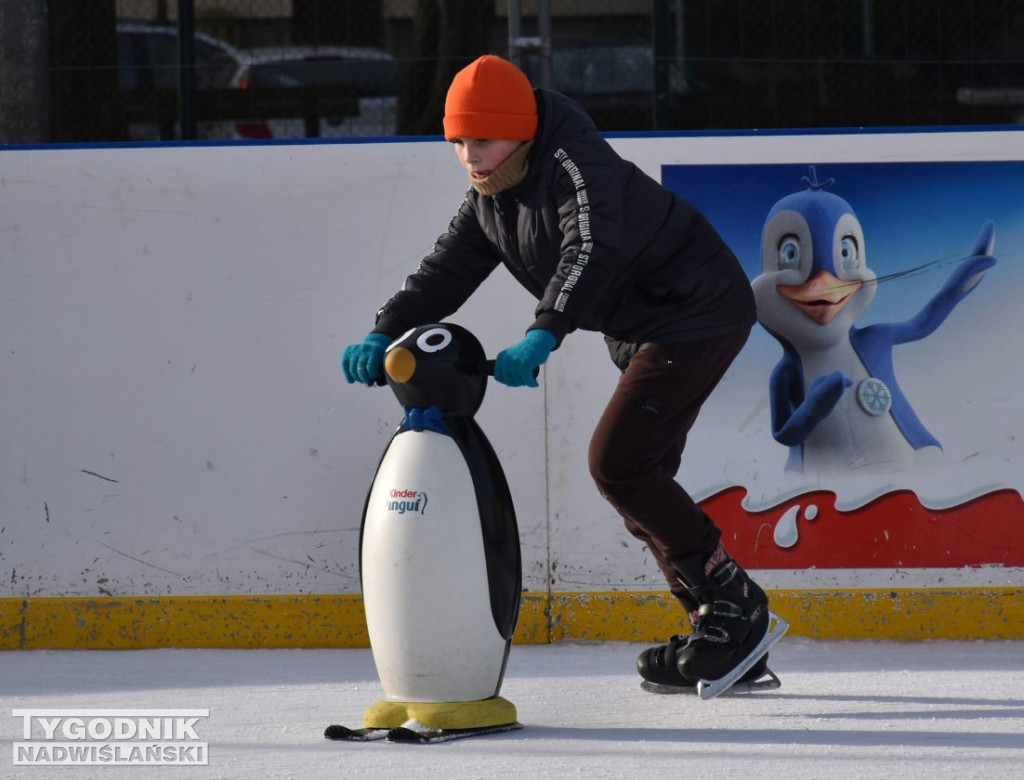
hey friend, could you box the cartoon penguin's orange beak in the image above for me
[777,271,862,326]
[385,347,416,383]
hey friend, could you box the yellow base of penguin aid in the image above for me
[363,697,518,730]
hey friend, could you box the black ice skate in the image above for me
[670,550,788,700]
[638,639,779,695]
[637,591,780,695]
[636,589,701,687]
[637,588,781,695]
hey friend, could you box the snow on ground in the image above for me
[3,638,1024,780]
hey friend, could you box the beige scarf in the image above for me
[469,141,534,196]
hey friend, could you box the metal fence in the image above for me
[2,0,1023,144]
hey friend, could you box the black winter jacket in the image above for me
[373,90,756,369]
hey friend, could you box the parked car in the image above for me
[228,46,400,139]
[118,26,398,141]
[117,22,243,90]
[117,22,244,140]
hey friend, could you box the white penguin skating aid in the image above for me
[326,324,523,744]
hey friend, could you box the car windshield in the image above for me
[247,57,398,96]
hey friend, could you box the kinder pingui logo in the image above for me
[386,488,428,515]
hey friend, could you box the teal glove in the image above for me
[341,332,392,385]
[494,329,556,388]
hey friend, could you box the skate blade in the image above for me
[387,720,523,743]
[324,720,522,744]
[641,666,781,696]
[324,724,390,741]
[697,612,789,701]
[639,680,697,695]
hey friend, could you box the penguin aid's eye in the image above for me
[777,236,801,269]
[839,236,860,272]
[417,327,453,353]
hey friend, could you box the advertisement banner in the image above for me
[662,160,1024,576]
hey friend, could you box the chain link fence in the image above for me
[2,0,1023,144]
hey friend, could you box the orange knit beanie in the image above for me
[443,55,538,141]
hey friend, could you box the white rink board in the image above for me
[0,140,544,598]
[2,129,1022,599]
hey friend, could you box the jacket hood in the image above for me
[516,90,597,191]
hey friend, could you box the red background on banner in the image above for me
[702,488,1024,569]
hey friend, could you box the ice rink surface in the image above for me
[3,638,1024,779]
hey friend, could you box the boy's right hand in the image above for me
[341,333,392,385]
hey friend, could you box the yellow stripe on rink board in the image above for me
[540,589,1024,642]
[0,595,371,650]
[2,588,1023,649]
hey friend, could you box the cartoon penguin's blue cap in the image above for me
[384,323,488,417]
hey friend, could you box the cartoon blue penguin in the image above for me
[751,167,997,473]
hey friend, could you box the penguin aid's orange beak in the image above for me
[385,347,416,383]
[776,271,863,326]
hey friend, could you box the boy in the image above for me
[343,54,774,691]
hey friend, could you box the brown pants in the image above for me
[588,329,751,594]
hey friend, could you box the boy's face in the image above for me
[452,138,522,182]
